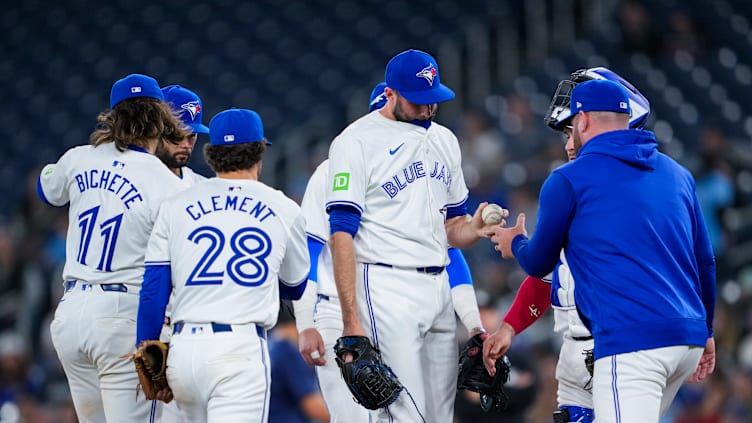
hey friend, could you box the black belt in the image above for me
[372,263,445,275]
[65,281,128,293]
[172,321,265,338]
[573,336,593,341]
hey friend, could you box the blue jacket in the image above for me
[512,129,715,359]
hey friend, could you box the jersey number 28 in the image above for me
[186,226,272,287]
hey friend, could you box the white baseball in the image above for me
[482,204,506,225]
[310,351,321,360]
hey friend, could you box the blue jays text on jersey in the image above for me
[73,168,143,209]
[185,194,276,222]
[381,160,453,199]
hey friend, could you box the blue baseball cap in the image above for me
[209,108,271,146]
[369,82,387,111]
[385,49,455,105]
[161,85,210,134]
[110,73,163,108]
[570,79,631,116]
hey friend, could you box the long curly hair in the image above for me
[89,97,191,151]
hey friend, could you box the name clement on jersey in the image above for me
[185,194,277,222]
[74,169,143,209]
[381,160,453,199]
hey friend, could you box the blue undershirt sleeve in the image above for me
[329,205,362,236]
[447,247,472,287]
[512,172,575,277]
[306,236,324,283]
[136,265,172,346]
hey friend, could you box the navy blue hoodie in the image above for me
[512,129,715,359]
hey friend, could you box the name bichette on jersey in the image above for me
[184,193,276,222]
[73,167,144,209]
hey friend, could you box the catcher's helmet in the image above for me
[544,67,650,130]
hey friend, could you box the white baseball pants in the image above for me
[592,345,702,423]
[50,283,160,423]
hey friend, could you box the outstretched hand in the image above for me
[491,213,527,259]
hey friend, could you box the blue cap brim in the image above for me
[189,123,210,134]
[399,83,455,105]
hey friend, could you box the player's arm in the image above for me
[37,149,79,206]
[483,275,550,375]
[137,265,173,345]
[445,201,501,249]
[689,191,717,382]
[294,236,326,366]
[137,207,173,345]
[279,212,310,301]
[510,173,574,277]
[447,247,483,334]
[329,206,365,337]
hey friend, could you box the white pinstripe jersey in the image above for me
[38,143,186,286]
[145,178,309,328]
[325,111,469,267]
[300,160,337,298]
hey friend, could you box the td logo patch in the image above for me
[333,172,350,191]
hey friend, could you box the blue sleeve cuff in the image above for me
[136,265,172,346]
[329,205,361,236]
[36,176,52,206]
[306,236,324,282]
[447,247,472,287]
[446,200,469,220]
[280,279,308,300]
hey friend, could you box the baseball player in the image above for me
[37,73,191,423]
[157,84,211,423]
[157,85,210,181]
[294,82,485,422]
[325,49,503,423]
[136,108,310,422]
[482,68,652,423]
[491,79,716,423]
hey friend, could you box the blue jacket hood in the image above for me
[578,129,658,170]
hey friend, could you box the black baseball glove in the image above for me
[457,333,511,412]
[334,335,403,410]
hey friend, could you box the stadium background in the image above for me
[1,0,751,421]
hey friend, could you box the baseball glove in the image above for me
[334,335,403,410]
[457,333,511,412]
[129,340,170,401]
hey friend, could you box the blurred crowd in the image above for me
[2,0,752,422]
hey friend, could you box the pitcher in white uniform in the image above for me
[326,49,504,423]
[295,83,486,422]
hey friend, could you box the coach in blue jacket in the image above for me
[488,79,716,423]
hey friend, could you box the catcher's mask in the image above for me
[544,66,651,131]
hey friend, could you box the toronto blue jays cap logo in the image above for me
[415,64,437,86]
[161,85,210,134]
[181,101,201,121]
